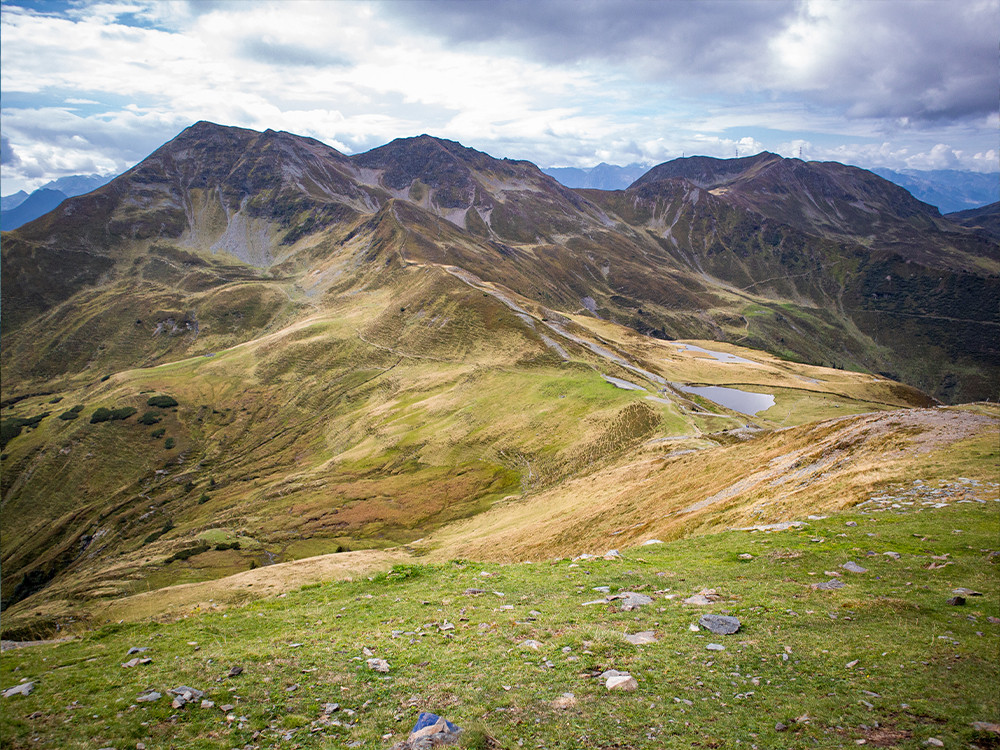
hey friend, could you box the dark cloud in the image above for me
[392,0,790,76]
[1,134,21,166]
[388,0,998,124]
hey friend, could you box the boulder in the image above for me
[390,712,463,749]
[620,592,653,611]
[698,614,741,635]
[606,675,638,691]
[2,682,34,698]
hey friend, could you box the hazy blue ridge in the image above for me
[543,163,650,190]
[1,173,115,231]
[1,190,29,211]
[40,173,114,196]
[0,189,68,231]
[872,168,999,214]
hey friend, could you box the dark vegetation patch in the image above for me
[146,395,179,408]
[0,412,50,448]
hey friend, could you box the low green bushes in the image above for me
[146,395,178,408]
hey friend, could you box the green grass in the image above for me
[2,502,996,749]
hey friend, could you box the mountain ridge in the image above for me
[4,122,997,403]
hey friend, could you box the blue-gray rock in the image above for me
[699,614,741,635]
[390,711,463,749]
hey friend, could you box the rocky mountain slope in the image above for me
[947,201,1000,241]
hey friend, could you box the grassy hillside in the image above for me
[0,262,957,637]
[2,495,997,749]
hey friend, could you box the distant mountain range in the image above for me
[543,161,999,215]
[541,163,650,190]
[0,173,114,230]
[871,168,999,214]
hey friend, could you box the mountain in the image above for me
[0,188,68,231]
[946,201,1000,241]
[872,167,1000,214]
[0,174,116,230]
[1,189,28,211]
[40,173,114,197]
[1,122,997,639]
[543,162,650,190]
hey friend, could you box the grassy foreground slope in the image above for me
[2,496,997,750]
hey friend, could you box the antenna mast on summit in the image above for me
[799,146,803,159]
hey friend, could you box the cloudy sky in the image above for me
[1,0,997,193]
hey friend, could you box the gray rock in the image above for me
[366,658,390,673]
[706,643,725,651]
[699,614,741,635]
[126,647,149,655]
[811,579,846,590]
[683,588,721,605]
[883,551,901,560]
[946,596,966,606]
[775,722,788,731]
[167,685,204,708]
[227,666,243,678]
[624,631,658,645]
[599,669,630,680]
[606,674,638,691]
[845,521,858,527]
[519,639,543,650]
[841,561,868,573]
[2,682,35,698]
[168,685,204,700]
[952,588,983,596]
[136,690,161,703]
[620,592,653,611]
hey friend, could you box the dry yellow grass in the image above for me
[86,404,996,629]
[426,405,999,561]
[92,548,410,624]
